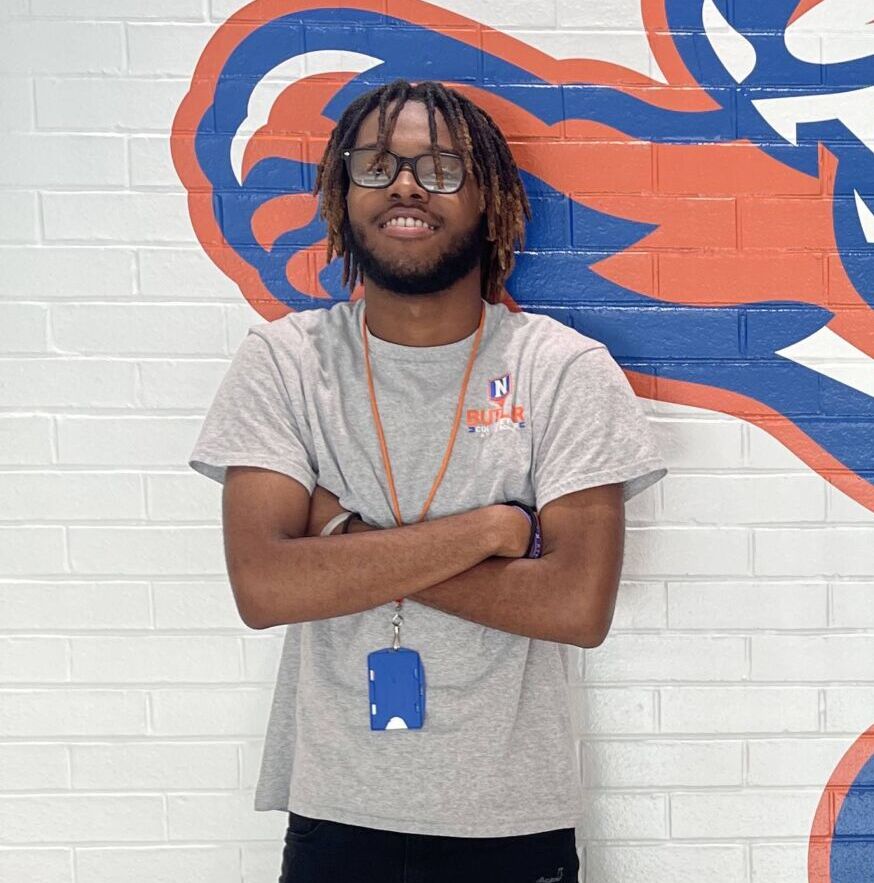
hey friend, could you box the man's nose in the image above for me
[389,160,427,197]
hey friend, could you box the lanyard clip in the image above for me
[391,607,403,650]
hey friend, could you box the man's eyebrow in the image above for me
[357,141,457,153]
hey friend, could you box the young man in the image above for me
[189,78,667,882]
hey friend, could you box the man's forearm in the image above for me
[244,506,516,630]
[408,554,584,647]
[341,513,585,647]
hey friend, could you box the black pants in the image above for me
[278,812,579,883]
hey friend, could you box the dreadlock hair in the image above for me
[311,79,532,304]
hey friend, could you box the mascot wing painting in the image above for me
[172,0,874,514]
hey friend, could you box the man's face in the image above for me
[343,99,486,296]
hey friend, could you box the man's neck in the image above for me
[361,284,486,347]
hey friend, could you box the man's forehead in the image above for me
[353,101,455,152]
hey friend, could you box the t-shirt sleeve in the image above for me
[187,327,318,493]
[532,345,668,510]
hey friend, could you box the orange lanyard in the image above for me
[361,302,486,607]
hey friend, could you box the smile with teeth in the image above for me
[380,216,438,231]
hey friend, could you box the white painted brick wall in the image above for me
[1,4,873,883]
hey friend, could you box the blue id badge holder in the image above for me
[367,602,426,730]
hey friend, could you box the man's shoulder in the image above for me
[502,306,606,362]
[246,300,357,349]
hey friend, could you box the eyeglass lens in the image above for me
[348,148,464,192]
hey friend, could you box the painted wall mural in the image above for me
[171,2,874,880]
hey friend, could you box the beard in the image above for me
[345,212,487,296]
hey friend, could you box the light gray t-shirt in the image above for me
[188,297,668,837]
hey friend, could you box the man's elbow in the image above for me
[229,571,278,631]
[570,616,608,648]
[573,588,615,648]
[235,589,271,630]
[226,539,306,630]
[576,626,609,649]
[235,579,300,630]
[241,608,271,630]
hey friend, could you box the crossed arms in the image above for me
[223,468,625,649]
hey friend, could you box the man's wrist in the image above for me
[485,504,525,558]
[345,513,379,533]
[501,501,543,558]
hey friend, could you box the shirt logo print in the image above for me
[488,372,512,404]
[467,372,527,434]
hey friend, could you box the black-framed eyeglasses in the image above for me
[342,147,466,194]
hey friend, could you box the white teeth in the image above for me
[382,217,436,230]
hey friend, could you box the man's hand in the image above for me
[494,505,534,558]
